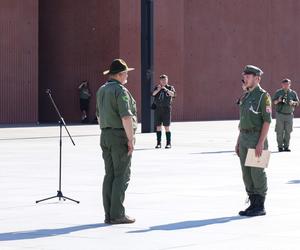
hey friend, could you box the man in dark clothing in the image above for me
[152,74,176,149]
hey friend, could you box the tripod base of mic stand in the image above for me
[36,191,80,204]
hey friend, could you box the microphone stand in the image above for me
[36,89,80,204]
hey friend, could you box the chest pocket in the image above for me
[247,93,265,115]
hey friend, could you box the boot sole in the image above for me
[245,212,266,217]
[110,220,135,224]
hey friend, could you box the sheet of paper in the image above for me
[245,149,270,168]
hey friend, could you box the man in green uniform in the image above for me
[152,74,176,149]
[272,79,299,152]
[235,65,272,217]
[96,59,137,224]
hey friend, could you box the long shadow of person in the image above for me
[287,180,300,184]
[127,216,247,233]
[0,223,109,241]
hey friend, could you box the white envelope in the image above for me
[245,149,270,168]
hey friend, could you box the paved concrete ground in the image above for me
[0,120,300,250]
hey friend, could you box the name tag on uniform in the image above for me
[245,149,271,168]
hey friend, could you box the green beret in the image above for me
[243,65,263,76]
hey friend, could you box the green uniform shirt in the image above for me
[96,79,137,130]
[239,85,272,130]
[272,88,299,114]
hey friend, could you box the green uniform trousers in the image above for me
[275,112,293,148]
[100,129,132,220]
[239,131,268,197]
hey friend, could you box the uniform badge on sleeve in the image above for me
[122,95,129,102]
[265,94,272,113]
[266,106,272,113]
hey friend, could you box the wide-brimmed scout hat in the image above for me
[243,65,263,76]
[103,59,135,75]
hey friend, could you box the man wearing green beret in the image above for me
[96,59,137,224]
[235,65,272,217]
[272,79,299,152]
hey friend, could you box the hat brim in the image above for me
[103,68,135,75]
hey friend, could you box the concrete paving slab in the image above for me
[0,120,300,250]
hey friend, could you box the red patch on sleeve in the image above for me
[266,106,272,113]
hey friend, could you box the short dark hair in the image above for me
[159,74,168,79]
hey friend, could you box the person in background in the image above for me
[272,78,299,152]
[78,81,91,123]
[152,74,176,149]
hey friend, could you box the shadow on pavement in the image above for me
[0,223,109,241]
[287,180,300,184]
[192,150,283,155]
[191,150,235,155]
[134,148,156,151]
[127,216,246,233]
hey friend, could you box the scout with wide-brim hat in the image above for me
[103,59,135,75]
[243,65,264,76]
[97,58,137,225]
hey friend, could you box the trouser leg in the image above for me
[275,115,284,148]
[250,138,268,197]
[110,141,132,219]
[250,167,267,197]
[239,144,254,195]
[101,132,114,219]
[283,115,293,148]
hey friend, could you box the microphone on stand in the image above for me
[45,89,51,94]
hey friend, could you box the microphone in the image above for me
[45,89,51,94]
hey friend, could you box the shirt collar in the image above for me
[249,84,260,93]
[107,79,122,85]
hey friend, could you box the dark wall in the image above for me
[2,0,300,124]
[153,0,300,121]
[115,0,300,122]
[39,0,121,122]
[0,0,38,124]
[154,0,185,121]
[120,0,141,118]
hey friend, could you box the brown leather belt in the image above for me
[240,128,261,133]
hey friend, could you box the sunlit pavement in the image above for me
[1,120,300,250]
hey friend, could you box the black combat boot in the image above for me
[155,131,162,148]
[278,147,284,152]
[239,194,256,216]
[104,213,111,224]
[284,147,291,152]
[245,195,266,217]
[165,131,171,149]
